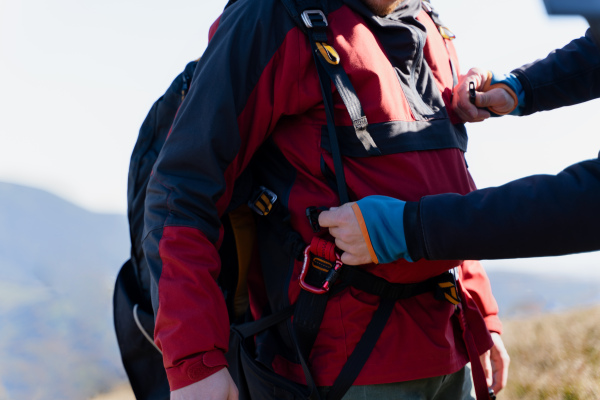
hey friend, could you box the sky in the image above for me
[1,0,599,277]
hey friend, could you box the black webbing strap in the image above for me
[234,304,295,339]
[280,0,329,41]
[311,45,381,157]
[233,305,323,400]
[312,44,350,204]
[326,298,395,400]
[339,266,444,300]
[292,12,351,366]
[281,0,380,158]
[285,2,393,398]
[276,2,457,399]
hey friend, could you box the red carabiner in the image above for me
[298,244,343,294]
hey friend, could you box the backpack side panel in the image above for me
[114,61,197,399]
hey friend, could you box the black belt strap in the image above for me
[339,266,443,300]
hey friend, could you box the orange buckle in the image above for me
[298,241,343,295]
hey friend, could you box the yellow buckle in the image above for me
[439,26,456,40]
[438,281,460,305]
[316,42,340,65]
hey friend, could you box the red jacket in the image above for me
[143,0,501,390]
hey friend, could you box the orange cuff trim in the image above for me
[482,71,518,115]
[351,203,379,264]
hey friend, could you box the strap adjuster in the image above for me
[435,271,461,305]
[301,9,328,29]
[248,186,278,216]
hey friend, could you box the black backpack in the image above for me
[113,60,196,400]
[113,55,259,398]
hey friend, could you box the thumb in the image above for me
[318,208,338,228]
[479,351,493,387]
[476,88,515,113]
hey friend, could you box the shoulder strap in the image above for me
[280,0,381,203]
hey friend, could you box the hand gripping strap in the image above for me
[482,71,519,115]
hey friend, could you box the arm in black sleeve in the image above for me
[513,29,600,115]
[405,152,600,261]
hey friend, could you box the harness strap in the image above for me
[280,0,329,41]
[339,265,445,300]
[294,238,462,400]
[312,43,381,157]
[326,298,395,400]
[261,2,486,399]
[457,303,491,400]
[311,32,350,204]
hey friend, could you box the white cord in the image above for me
[133,303,163,355]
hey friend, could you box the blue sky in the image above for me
[1,0,599,277]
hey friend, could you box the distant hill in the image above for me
[0,181,598,399]
[487,270,600,318]
[0,182,129,399]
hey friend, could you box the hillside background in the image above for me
[0,181,599,399]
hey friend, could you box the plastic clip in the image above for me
[306,206,328,232]
[469,81,476,105]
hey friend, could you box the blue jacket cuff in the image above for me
[490,72,526,116]
[355,195,412,264]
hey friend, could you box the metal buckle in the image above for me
[298,245,343,294]
[421,0,433,12]
[248,186,278,216]
[301,10,328,29]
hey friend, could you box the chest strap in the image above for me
[293,237,460,400]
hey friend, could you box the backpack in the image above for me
[113,55,260,399]
[113,1,492,399]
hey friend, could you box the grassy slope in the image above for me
[501,305,600,400]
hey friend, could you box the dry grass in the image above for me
[500,305,600,400]
[88,384,134,400]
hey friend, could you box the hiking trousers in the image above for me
[317,366,474,400]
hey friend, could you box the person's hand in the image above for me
[171,368,239,400]
[452,68,516,123]
[318,203,372,265]
[479,332,510,394]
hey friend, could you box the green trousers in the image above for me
[317,366,474,400]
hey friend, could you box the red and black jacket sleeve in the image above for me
[141,0,304,390]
